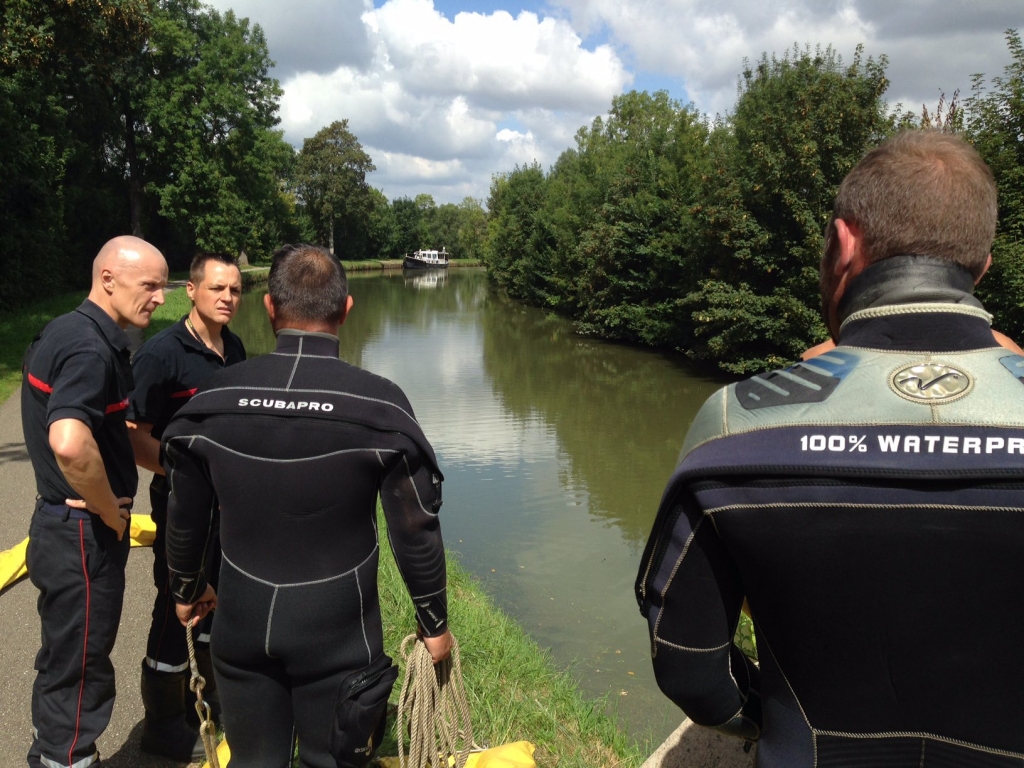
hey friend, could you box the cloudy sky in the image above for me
[205,0,1020,204]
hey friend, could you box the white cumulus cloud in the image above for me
[209,0,631,202]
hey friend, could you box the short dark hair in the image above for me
[826,130,997,278]
[268,244,349,325]
[189,252,239,285]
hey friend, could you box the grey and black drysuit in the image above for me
[637,256,1024,766]
[162,330,447,768]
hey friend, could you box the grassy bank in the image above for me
[0,292,88,404]
[376,509,644,768]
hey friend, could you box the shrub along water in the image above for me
[485,33,1024,374]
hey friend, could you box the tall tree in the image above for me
[117,0,291,262]
[966,30,1024,338]
[295,120,375,257]
[0,0,151,308]
[686,45,898,372]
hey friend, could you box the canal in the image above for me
[230,267,724,745]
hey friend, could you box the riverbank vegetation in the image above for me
[0,0,486,315]
[485,33,1024,374]
[376,508,645,767]
[0,293,87,404]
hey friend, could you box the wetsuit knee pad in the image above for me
[329,654,399,767]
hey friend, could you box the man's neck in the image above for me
[189,307,225,355]
[86,289,128,329]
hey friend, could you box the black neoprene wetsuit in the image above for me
[162,330,446,768]
[636,257,1024,766]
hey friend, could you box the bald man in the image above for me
[22,236,167,768]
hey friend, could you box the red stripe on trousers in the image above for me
[68,520,91,767]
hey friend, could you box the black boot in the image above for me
[140,662,206,762]
[185,646,222,727]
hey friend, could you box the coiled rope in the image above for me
[186,617,220,768]
[396,633,476,768]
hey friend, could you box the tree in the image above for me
[0,0,152,308]
[686,45,897,372]
[295,120,376,258]
[116,0,291,263]
[391,197,422,256]
[965,30,1024,338]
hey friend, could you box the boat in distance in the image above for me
[403,247,449,269]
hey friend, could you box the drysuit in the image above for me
[162,330,447,768]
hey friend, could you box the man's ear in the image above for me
[833,218,862,277]
[263,292,276,323]
[100,267,116,294]
[338,295,354,326]
[976,254,992,285]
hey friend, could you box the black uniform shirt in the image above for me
[127,316,246,441]
[21,299,138,503]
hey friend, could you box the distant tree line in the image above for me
[484,33,1024,374]
[0,0,485,312]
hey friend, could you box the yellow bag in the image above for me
[203,738,534,768]
[201,738,231,768]
[0,537,28,591]
[0,514,158,593]
[375,741,537,767]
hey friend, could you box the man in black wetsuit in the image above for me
[636,130,1024,765]
[162,244,453,768]
[22,236,167,768]
[127,252,245,761]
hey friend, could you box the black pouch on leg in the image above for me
[329,654,400,767]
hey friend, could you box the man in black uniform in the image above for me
[126,252,245,760]
[162,244,453,768]
[637,130,1024,764]
[22,236,167,768]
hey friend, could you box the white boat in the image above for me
[403,247,449,269]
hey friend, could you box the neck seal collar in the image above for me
[837,254,990,333]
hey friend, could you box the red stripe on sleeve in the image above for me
[170,388,198,399]
[27,373,53,394]
[105,398,129,415]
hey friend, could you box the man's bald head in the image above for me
[92,236,165,282]
[88,236,168,329]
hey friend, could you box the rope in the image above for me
[186,617,220,768]
[396,634,476,768]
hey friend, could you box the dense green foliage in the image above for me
[485,37,1024,374]
[968,31,1024,340]
[0,0,297,307]
[1,0,489,313]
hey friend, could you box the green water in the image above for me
[232,268,724,745]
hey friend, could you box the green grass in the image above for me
[144,286,191,340]
[0,292,89,404]
[376,508,644,768]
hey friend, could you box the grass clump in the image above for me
[376,508,644,768]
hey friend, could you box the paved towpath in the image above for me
[0,388,198,768]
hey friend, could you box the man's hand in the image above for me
[175,584,217,627]
[420,628,453,664]
[65,496,132,540]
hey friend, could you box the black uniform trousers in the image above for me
[26,504,130,768]
[145,477,217,671]
[212,550,385,768]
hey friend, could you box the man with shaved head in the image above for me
[22,236,167,768]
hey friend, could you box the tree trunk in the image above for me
[122,91,145,238]
[329,223,335,255]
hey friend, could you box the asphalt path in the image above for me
[0,388,199,768]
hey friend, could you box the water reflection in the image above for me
[231,270,724,744]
